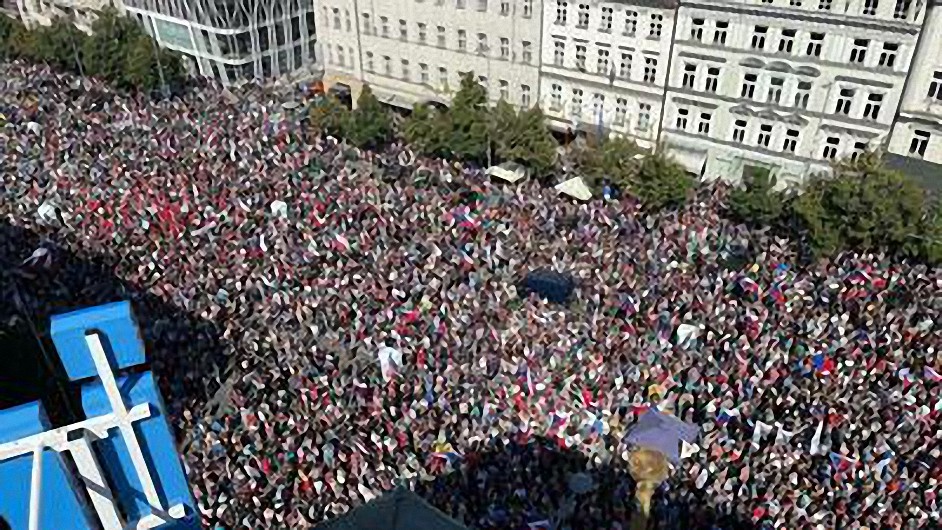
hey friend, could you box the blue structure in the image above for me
[0,301,200,530]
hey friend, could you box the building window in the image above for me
[554,41,565,66]
[768,77,784,104]
[477,0,487,12]
[863,0,878,14]
[714,21,728,45]
[477,33,487,54]
[500,37,509,59]
[851,141,868,160]
[337,45,346,66]
[399,19,408,40]
[576,45,587,71]
[522,41,533,63]
[783,129,799,152]
[620,10,637,36]
[332,7,340,29]
[417,22,427,43]
[864,93,883,120]
[819,0,832,10]
[751,26,768,49]
[615,98,627,124]
[479,76,488,96]
[676,107,689,129]
[500,0,509,15]
[879,43,898,68]
[894,0,911,19]
[571,88,583,117]
[790,0,802,5]
[698,112,712,134]
[437,26,446,47]
[439,66,448,88]
[758,123,772,147]
[499,79,509,100]
[457,0,465,8]
[420,63,429,83]
[643,57,657,83]
[691,18,704,41]
[823,137,840,159]
[598,49,610,74]
[682,63,696,89]
[741,73,757,99]
[458,30,467,51]
[577,3,589,27]
[910,130,929,157]
[592,93,605,118]
[638,103,652,131]
[401,59,410,79]
[551,83,563,110]
[705,67,719,92]
[381,16,389,37]
[521,84,531,107]
[365,51,374,71]
[794,81,811,108]
[779,29,796,53]
[620,53,632,78]
[556,0,568,25]
[383,55,391,75]
[807,33,823,57]
[362,13,371,34]
[929,71,942,100]
[523,0,532,17]
[649,14,663,39]
[600,6,613,32]
[850,39,868,64]
[836,88,854,114]
[732,119,747,143]
[345,10,352,31]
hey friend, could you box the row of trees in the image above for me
[310,74,695,210]
[729,156,942,264]
[0,9,186,92]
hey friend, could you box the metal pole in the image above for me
[28,447,43,530]
[68,20,85,78]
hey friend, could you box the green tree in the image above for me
[447,73,489,163]
[920,198,942,265]
[491,103,557,177]
[630,152,695,210]
[345,85,392,149]
[728,166,785,227]
[0,15,20,59]
[576,135,643,190]
[308,95,350,138]
[83,8,143,85]
[790,153,926,258]
[403,103,449,157]
[6,20,41,61]
[123,34,160,90]
[31,18,88,72]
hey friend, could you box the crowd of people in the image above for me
[1,60,940,530]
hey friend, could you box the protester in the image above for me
[1,60,939,530]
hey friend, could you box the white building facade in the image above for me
[318,0,543,109]
[888,0,942,166]
[12,0,114,33]
[120,0,319,84]
[538,0,677,150]
[661,0,927,185]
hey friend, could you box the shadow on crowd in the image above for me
[0,220,230,432]
[413,436,758,530]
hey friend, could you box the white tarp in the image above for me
[37,200,58,224]
[26,121,41,135]
[377,347,403,382]
[485,162,527,183]
[555,177,592,201]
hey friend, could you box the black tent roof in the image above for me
[314,487,468,530]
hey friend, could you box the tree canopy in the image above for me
[345,85,393,149]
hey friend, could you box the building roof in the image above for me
[883,153,942,192]
[314,488,468,530]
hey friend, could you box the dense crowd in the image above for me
[1,61,940,530]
